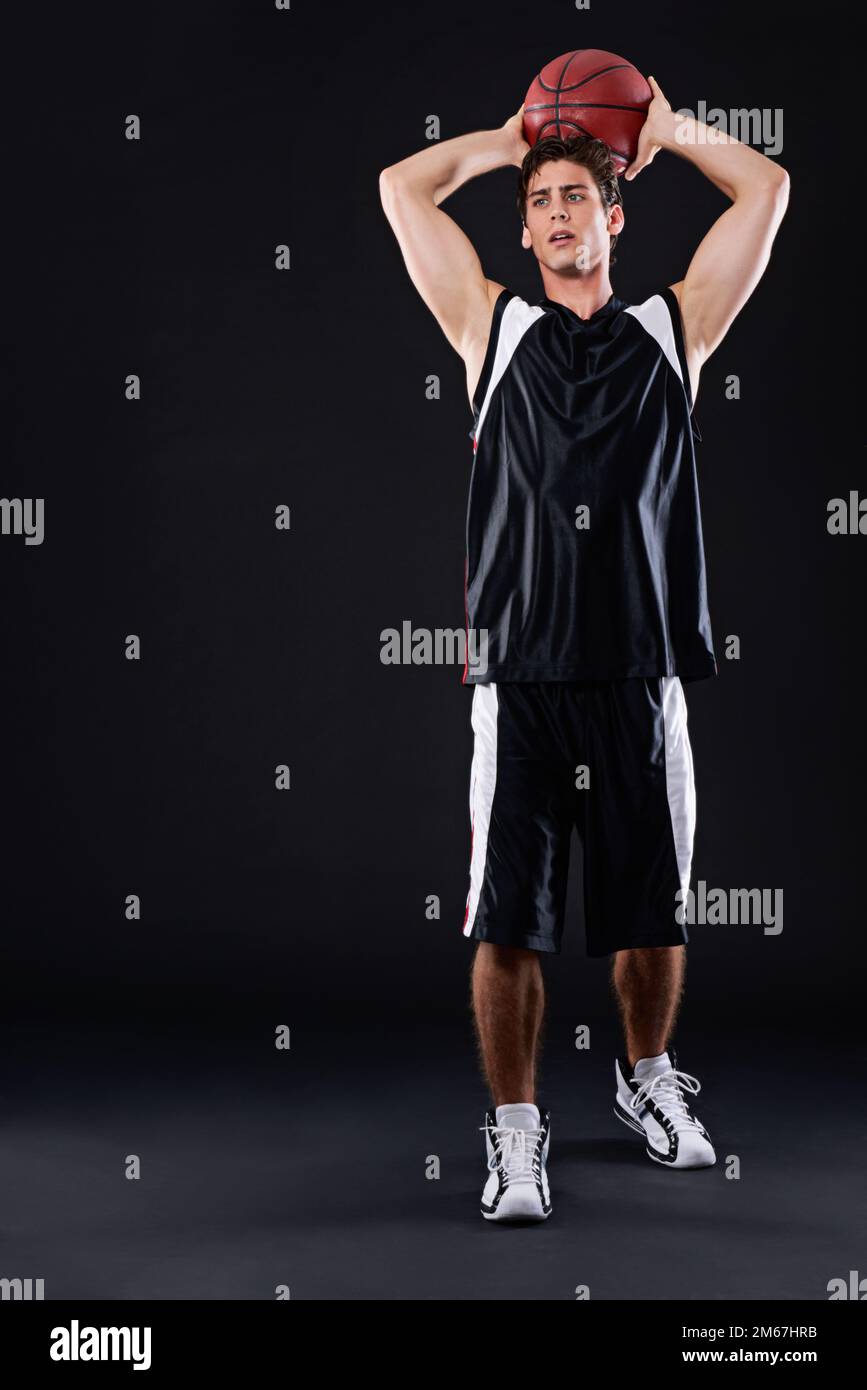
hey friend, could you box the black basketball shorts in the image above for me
[461,679,695,957]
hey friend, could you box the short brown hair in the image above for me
[517,135,623,263]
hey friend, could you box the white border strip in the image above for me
[661,675,696,898]
[624,294,685,390]
[475,298,546,446]
[463,683,499,936]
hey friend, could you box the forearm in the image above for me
[653,108,787,201]
[381,126,519,207]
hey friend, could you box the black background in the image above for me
[4,0,861,1033]
[1,0,863,1303]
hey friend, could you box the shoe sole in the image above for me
[481,1174,552,1222]
[481,1206,552,1222]
[613,1100,716,1169]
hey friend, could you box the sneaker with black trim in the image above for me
[480,1103,552,1220]
[614,1048,716,1169]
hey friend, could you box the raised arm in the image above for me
[625,77,790,403]
[379,109,528,405]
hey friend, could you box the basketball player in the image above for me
[379,76,789,1220]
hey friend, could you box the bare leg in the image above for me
[470,942,545,1106]
[610,945,686,1067]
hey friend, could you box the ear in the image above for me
[607,204,625,236]
[521,222,532,249]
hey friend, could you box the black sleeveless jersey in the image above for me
[463,286,717,684]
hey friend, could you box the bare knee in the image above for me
[473,941,542,978]
[612,943,685,974]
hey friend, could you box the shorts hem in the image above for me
[467,926,561,955]
[586,930,689,958]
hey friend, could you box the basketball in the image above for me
[523,49,652,172]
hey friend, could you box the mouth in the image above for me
[548,230,575,244]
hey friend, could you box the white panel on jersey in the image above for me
[624,295,686,393]
[661,675,696,901]
[475,298,546,446]
[463,683,499,936]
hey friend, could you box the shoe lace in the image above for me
[630,1068,704,1134]
[480,1122,543,1184]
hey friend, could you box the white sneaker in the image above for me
[614,1048,716,1169]
[480,1103,552,1220]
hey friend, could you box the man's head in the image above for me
[516,136,624,273]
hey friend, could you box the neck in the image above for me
[540,267,614,321]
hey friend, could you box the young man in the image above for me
[379,77,789,1221]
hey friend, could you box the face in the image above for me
[521,158,624,273]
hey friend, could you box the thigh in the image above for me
[463,683,574,954]
[579,676,694,957]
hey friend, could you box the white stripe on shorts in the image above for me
[463,683,499,936]
[661,675,697,901]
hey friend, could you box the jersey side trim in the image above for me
[659,286,695,414]
[626,290,703,443]
[660,286,704,443]
[624,294,689,404]
[471,288,511,423]
[472,293,547,447]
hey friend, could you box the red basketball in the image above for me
[523,49,651,172]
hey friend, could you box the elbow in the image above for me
[742,165,790,216]
[378,167,395,206]
[379,165,408,207]
[767,165,791,203]
[770,167,791,217]
[733,164,790,210]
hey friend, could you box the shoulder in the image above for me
[467,286,545,417]
[622,286,683,343]
[485,279,509,306]
[623,284,683,322]
[481,283,546,344]
[484,280,536,317]
[622,285,696,410]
